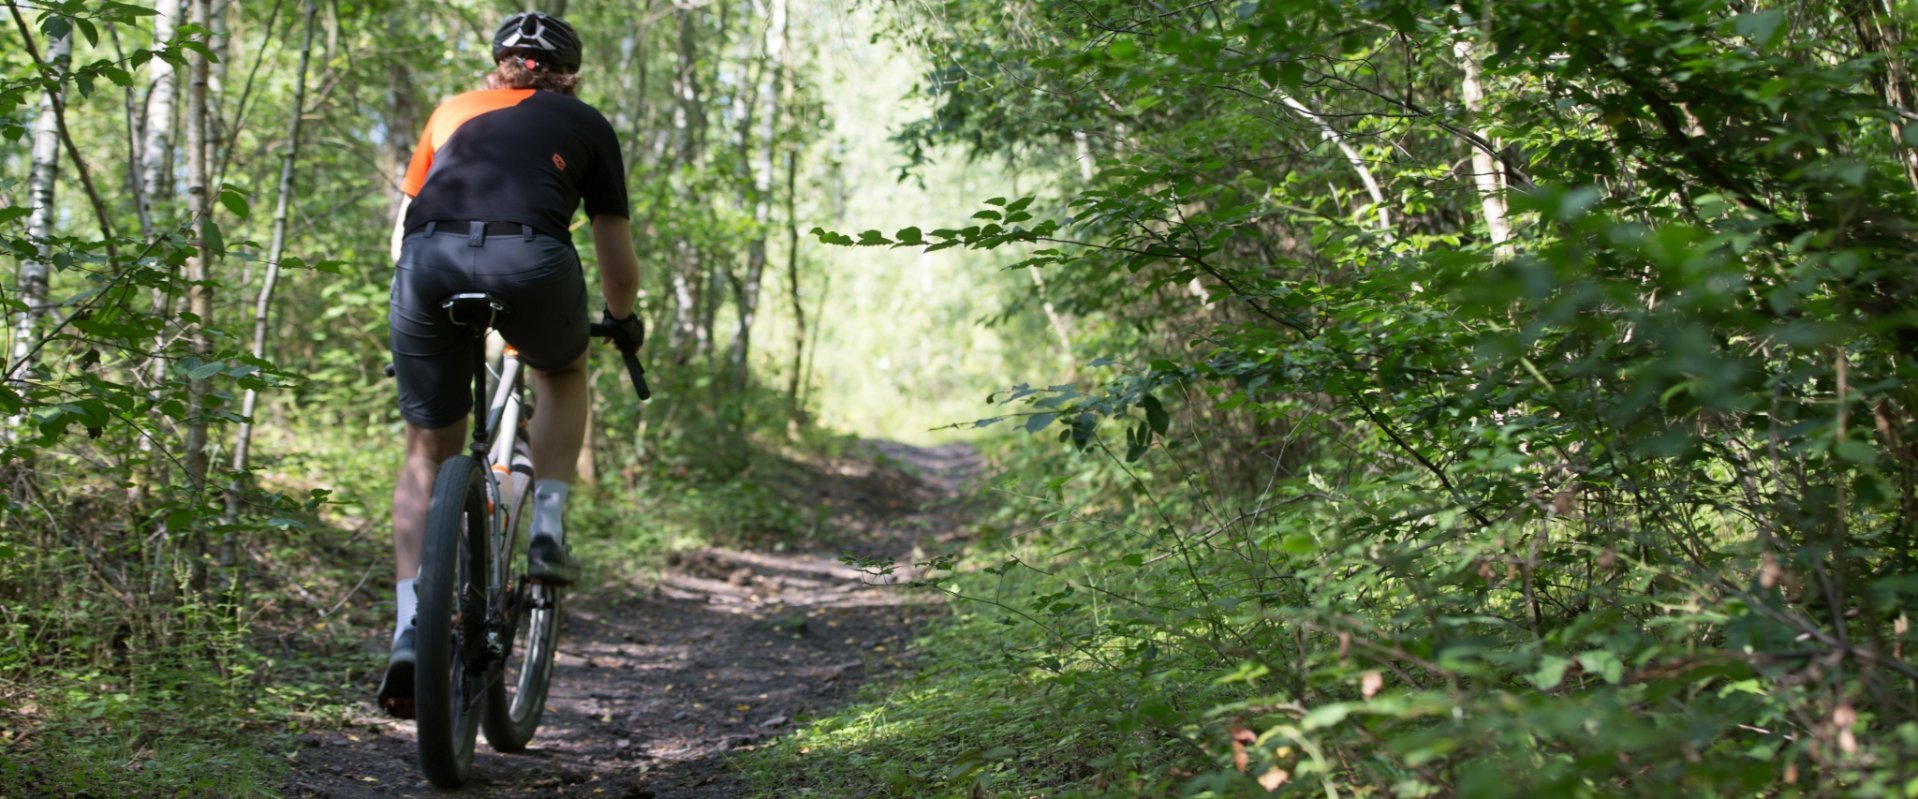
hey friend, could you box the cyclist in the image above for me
[376,11,646,717]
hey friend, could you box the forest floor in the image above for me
[280,440,980,799]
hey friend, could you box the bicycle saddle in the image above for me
[441,292,511,329]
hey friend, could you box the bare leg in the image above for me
[529,349,589,486]
[391,420,468,580]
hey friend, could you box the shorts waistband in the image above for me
[415,220,536,238]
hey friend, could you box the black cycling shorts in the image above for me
[388,223,587,429]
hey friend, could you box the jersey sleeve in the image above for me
[578,111,629,219]
[399,112,438,197]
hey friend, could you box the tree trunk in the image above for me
[224,0,317,538]
[783,148,804,426]
[1841,0,1918,191]
[181,0,215,591]
[1454,32,1510,256]
[205,0,229,162]
[668,1,708,361]
[729,0,782,394]
[8,24,71,410]
[139,0,183,238]
[110,24,151,239]
[385,60,420,229]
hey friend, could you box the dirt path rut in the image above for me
[283,441,977,798]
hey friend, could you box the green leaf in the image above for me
[1576,650,1625,684]
[855,229,892,246]
[809,226,854,246]
[1024,412,1058,433]
[102,1,162,18]
[1529,655,1572,690]
[1277,61,1305,90]
[1107,37,1138,60]
[1279,532,1318,555]
[1142,393,1169,436]
[1731,10,1786,50]
[202,218,225,255]
[893,226,924,246]
[218,186,250,219]
[188,361,225,381]
[1301,702,1354,729]
[972,209,1002,221]
[41,15,71,43]
[1835,438,1877,465]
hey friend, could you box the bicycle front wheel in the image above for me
[483,440,561,751]
[414,454,489,788]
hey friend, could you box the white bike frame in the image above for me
[480,344,531,614]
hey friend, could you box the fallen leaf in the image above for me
[1258,767,1289,791]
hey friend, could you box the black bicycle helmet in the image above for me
[491,12,582,72]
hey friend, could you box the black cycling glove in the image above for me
[601,308,645,352]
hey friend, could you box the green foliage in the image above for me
[773,0,1918,795]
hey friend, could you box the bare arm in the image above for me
[389,195,411,262]
[591,214,640,319]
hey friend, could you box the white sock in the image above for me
[393,577,418,645]
[530,479,570,544]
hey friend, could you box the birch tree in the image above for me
[137,0,182,238]
[180,0,215,593]
[9,25,72,391]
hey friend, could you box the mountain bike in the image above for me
[412,292,650,788]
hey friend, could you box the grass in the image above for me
[0,655,286,799]
[734,572,1217,799]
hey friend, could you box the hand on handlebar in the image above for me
[600,308,645,353]
[589,310,652,401]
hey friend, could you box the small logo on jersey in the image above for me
[551,153,567,172]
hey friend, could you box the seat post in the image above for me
[470,330,489,456]
[439,292,508,458]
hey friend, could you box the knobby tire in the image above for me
[414,455,488,788]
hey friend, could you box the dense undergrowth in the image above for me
[746,0,1918,796]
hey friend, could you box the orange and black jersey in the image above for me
[401,88,627,241]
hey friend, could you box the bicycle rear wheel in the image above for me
[482,441,561,751]
[415,454,489,788]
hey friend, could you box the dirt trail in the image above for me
[284,441,977,798]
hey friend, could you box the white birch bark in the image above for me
[139,0,182,235]
[182,0,214,499]
[8,27,71,401]
[1275,92,1393,235]
[1454,35,1511,256]
[729,0,785,392]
